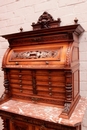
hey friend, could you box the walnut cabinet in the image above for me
[0,12,85,130]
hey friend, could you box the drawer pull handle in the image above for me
[49,82,51,85]
[20,89,23,92]
[15,62,19,65]
[45,61,49,65]
[19,80,22,83]
[19,75,22,78]
[49,93,52,96]
[49,87,52,90]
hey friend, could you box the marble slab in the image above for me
[0,97,87,127]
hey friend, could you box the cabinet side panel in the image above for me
[73,70,79,99]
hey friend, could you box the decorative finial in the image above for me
[20,27,23,32]
[57,18,61,23]
[74,17,78,24]
[32,22,35,25]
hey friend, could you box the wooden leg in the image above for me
[1,116,9,130]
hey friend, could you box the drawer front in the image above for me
[9,69,66,105]
[9,69,33,96]
[36,70,65,98]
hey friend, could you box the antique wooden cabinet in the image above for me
[0,12,86,130]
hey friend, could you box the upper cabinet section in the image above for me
[2,43,67,69]
[2,12,84,69]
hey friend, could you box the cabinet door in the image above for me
[10,120,54,130]
[10,120,29,130]
[35,125,54,130]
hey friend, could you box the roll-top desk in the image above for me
[0,12,86,130]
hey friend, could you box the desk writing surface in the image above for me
[0,97,87,127]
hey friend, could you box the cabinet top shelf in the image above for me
[1,24,84,40]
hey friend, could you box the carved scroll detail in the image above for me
[37,11,54,29]
[11,50,58,60]
[62,103,71,113]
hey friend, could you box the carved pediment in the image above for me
[32,12,61,30]
[37,11,54,28]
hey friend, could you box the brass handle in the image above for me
[19,75,22,78]
[15,62,19,65]
[20,84,22,87]
[45,61,49,65]
[49,82,51,85]
[20,89,23,92]
[49,87,52,90]
[19,80,22,83]
[49,93,52,96]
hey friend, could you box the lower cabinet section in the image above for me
[1,115,81,130]
[10,120,54,130]
[10,120,29,130]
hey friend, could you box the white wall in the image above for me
[0,0,87,129]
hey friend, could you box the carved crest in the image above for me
[37,11,54,28]
[32,12,61,30]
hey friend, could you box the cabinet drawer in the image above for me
[10,79,32,85]
[11,88,33,95]
[37,85,65,92]
[8,69,66,105]
[10,74,32,80]
[9,69,32,74]
[10,83,32,89]
[37,90,65,98]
